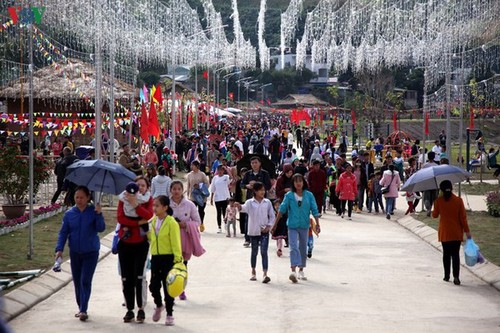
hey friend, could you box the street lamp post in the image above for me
[236,77,252,107]
[259,83,272,117]
[224,71,241,110]
[244,80,259,111]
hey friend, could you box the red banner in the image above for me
[393,111,397,131]
[351,109,356,126]
[333,112,337,129]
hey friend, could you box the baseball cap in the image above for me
[126,182,139,194]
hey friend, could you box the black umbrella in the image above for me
[236,154,276,176]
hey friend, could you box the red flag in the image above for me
[351,109,356,126]
[425,112,429,135]
[140,103,149,144]
[228,92,234,100]
[304,111,311,126]
[333,112,337,129]
[187,111,193,129]
[148,102,160,139]
[469,106,474,129]
[393,111,398,131]
[18,112,23,121]
[153,85,163,106]
[203,70,208,80]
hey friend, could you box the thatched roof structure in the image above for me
[0,59,136,100]
[272,94,328,108]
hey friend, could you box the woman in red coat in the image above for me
[335,164,357,220]
[117,176,154,323]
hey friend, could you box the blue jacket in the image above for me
[279,190,319,229]
[55,204,106,254]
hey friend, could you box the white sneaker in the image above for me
[298,271,307,281]
[217,228,222,233]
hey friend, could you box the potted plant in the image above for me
[486,190,500,218]
[0,143,51,219]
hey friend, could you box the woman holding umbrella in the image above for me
[117,176,154,323]
[55,186,105,321]
[432,180,471,285]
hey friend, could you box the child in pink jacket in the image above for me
[335,164,357,220]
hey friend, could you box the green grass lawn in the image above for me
[415,212,500,266]
[0,210,116,274]
[459,182,499,195]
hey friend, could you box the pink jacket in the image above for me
[379,170,401,198]
[181,221,206,261]
[336,172,358,201]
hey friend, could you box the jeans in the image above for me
[214,200,228,228]
[249,233,269,271]
[423,190,438,212]
[149,254,175,316]
[385,197,396,215]
[69,251,99,313]
[288,228,309,268]
[442,241,461,279]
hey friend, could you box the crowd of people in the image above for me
[46,112,488,326]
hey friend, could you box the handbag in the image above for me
[381,173,395,194]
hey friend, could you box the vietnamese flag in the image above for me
[228,92,234,100]
[140,103,149,144]
[351,109,356,126]
[203,70,208,80]
[393,111,398,131]
[425,112,429,135]
[469,106,474,129]
[148,102,160,139]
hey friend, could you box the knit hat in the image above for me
[126,182,139,194]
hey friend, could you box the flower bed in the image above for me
[0,203,64,236]
[486,190,500,218]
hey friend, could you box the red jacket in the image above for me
[307,168,327,194]
[117,197,154,244]
[336,172,357,201]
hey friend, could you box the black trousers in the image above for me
[194,201,206,224]
[215,200,228,228]
[239,212,250,242]
[442,241,461,279]
[149,254,175,316]
[341,200,354,217]
[118,240,149,311]
[51,179,64,204]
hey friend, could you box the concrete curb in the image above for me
[3,231,115,322]
[396,215,500,292]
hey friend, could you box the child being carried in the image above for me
[118,182,151,238]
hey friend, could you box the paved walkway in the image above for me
[7,202,500,332]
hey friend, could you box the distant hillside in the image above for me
[184,0,320,47]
